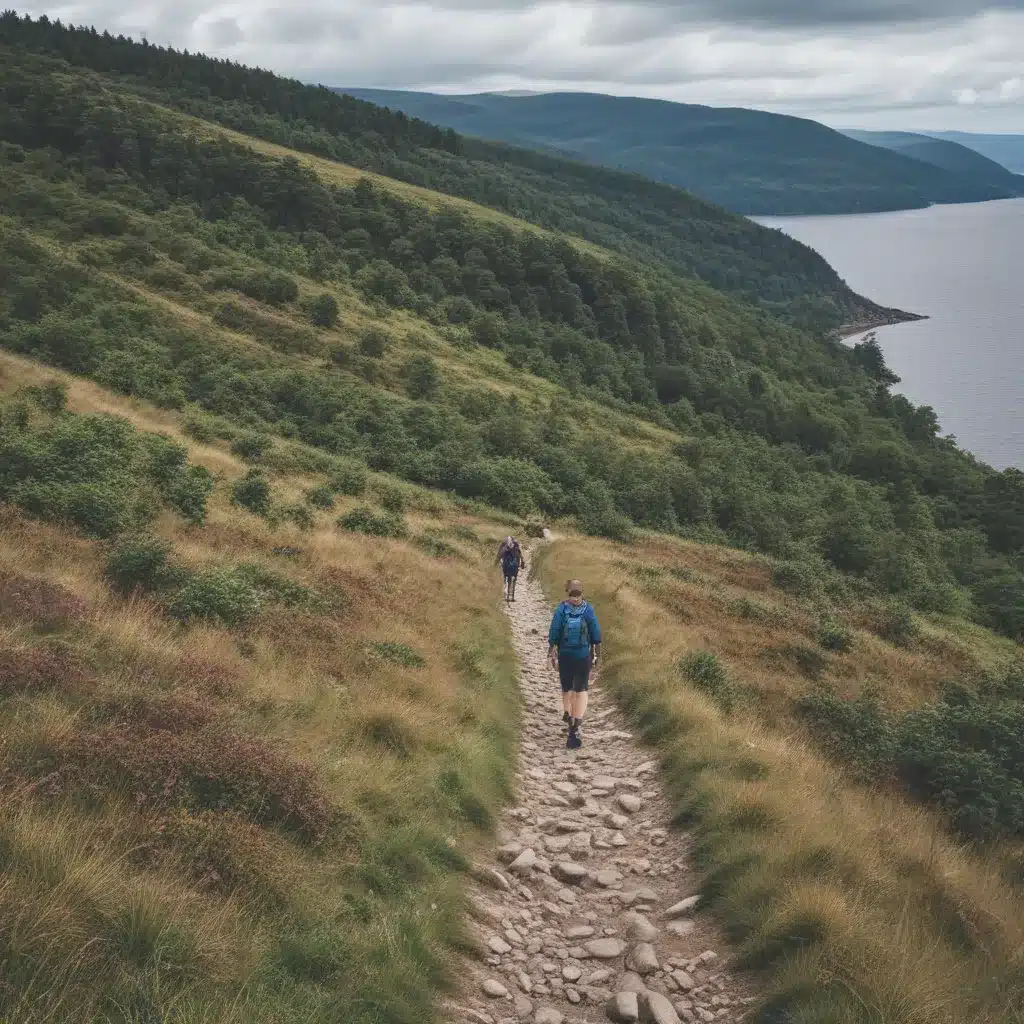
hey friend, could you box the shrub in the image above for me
[328,460,368,496]
[233,563,316,608]
[873,604,919,647]
[358,326,390,358]
[280,502,316,531]
[374,481,407,513]
[105,536,184,594]
[772,560,820,596]
[680,650,735,713]
[181,408,219,443]
[819,619,854,653]
[370,642,426,668]
[307,292,339,328]
[239,270,299,306]
[231,469,273,517]
[339,506,407,538]
[168,569,263,627]
[523,516,546,539]
[230,432,273,463]
[788,643,829,680]
[405,354,440,399]
[304,484,335,510]
[796,685,895,783]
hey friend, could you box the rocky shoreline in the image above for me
[835,307,928,341]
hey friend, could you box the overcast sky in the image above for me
[19,1,1024,131]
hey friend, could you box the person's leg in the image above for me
[510,573,517,601]
[571,655,592,723]
[558,655,574,717]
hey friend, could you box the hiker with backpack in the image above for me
[498,536,526,602]
[548,579,601,750]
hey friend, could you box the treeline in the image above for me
[0,45,1022,640]
[0,11,884,332]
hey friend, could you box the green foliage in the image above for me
[304,484,335,509]
[358,326,390,359]
[680,650,735,713]
[339,506,407,538]
[412,533,459,559]
[233,562,316,608]
[24,378,67,413]
[279,502,316,531]
[373,481,407,513]
[231,469,273,517]
[404,354,440,400]
[307,292,339,328]
[230,431,273,463]
[328,460,369,496]
[104,535,184,594]
[169,568,263,627]
[819,619,854,653]
[0,407,211,537]
[370,642,426,668]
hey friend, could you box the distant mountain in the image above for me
[925,131,1024,175]
[335,88,1022,215]
[844,129,1024,192]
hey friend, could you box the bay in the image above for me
[756,198,1024,470]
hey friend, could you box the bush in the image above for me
[405,354,440,399]
[230,432,273,463]
[25,379,68,413]
[339,506,407,538]
[680,650,735,713]
[413,534,459,559]
[169,568,263,627]
[873,604,919,647]
[358,326,390,358]
[307,292,339,328]
[105,536,184,594]
[280,502,315,531]
[328,460,368,495]
[233,563,316,608]
[239,270,299,306]
[374,481,407,513]
[304,484,335,509]
[231,469,273,517]
[819,619,854,653]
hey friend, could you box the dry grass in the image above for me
[0,377,523,1021]
[538,535,1024,1024]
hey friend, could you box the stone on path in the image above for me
[640,991,681,1024]
[671,970,696,991]
[618,972,648,994]
[606,991,641,1023]
[566,924,595,939]
[664,896,700,918]
[472,865,511,891]
[666,920,695,938]
[617,794,643,814]
[586,937,627,959]
[482,979,509,998]
[623,912,659,942]
[631,942,659,975]
[509,849,538,876]
[534,1008,563,1024]
[487,936,512,955]
[552,862,587,884]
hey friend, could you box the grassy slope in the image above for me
[537,536,1023,1024]
[0,350,527,1023]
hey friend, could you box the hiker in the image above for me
[498,536,526,602]
[548,579,601,750]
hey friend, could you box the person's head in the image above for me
[565,579,583,606]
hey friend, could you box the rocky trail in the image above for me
[443,554,755,1024]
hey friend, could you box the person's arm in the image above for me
[548,606,562,666]
[587,605,602,662]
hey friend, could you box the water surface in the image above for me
[757,198,1024,469]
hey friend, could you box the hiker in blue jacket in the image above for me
[498,536,526,602]
[548,578,601,750]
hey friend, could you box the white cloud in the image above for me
[18,1,1024,130]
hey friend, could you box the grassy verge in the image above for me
[536,536,1024,1024]
[0,359,521,1022]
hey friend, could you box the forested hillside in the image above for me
[0,33,1022,645]
[0,11,894,333]
[339,88,1024,214]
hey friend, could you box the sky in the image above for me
[17,1,1024,131]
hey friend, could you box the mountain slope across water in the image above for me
[927,130,1024,174]
[337,88,1024,215]
[844,129,1024,192]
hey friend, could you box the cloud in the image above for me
[16,0,1024,131]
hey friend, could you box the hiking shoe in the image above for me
[562,711,572,725]
[567,727,582,750]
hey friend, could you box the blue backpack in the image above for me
[502,548,520,574]
[559,601,590,649]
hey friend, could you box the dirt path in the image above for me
[443,553,755,1024]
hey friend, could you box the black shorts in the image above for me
[558,653,592,693]
[503,568,518,580]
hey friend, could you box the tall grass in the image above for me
[538,537,1024,1024]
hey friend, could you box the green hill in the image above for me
[927,130,1024,174]
[336,88,1024,214]
[0,12,898,335]
[844,129,1024,192]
